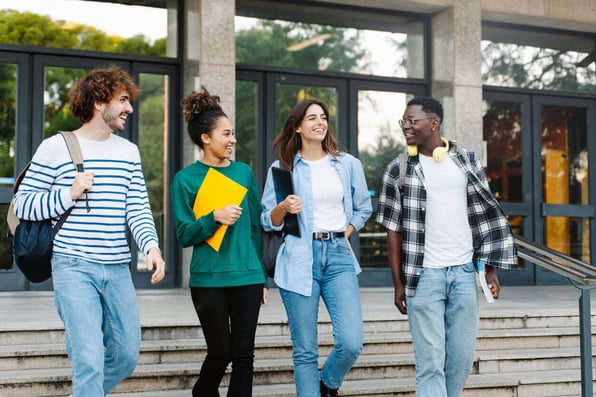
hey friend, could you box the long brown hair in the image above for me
[274,99,339,170]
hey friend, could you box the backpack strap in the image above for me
[59,131,89,213]
[59,131,84,172]
[8,132,86,237]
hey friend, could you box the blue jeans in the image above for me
[280,237,363,396]
[407,263,479,397]
[52,255,141,397]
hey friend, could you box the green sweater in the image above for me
[171,161,266,287]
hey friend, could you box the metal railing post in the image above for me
[579,287,593,397]
[514,235,595,396]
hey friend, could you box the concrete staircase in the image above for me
[1,306,595,397]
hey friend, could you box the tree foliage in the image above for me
[0,10,165,55]
[236,20,367,72]
[482,42,595,93]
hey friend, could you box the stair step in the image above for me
[2,287,596,396]
[2,328,594,371]
[477,346,596,373]
[109,374,520,397]
[4,346,595,396]
[513,368,596,397]
[4,314,595,345]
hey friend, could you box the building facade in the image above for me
[0,0,594,290]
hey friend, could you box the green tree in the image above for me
[0,10,165,55]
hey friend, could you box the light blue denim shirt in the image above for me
[261,152,372,296]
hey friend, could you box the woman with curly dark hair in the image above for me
[170,86,268,396]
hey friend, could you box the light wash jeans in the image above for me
[280,237,363,396]
[407,263,479,397]
[52,255,141,397]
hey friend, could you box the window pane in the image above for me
[236,16,424,79]
[482,25,595,93]
[358,90,406,198]
[357,90,408,269]
[541,106,588,206]
[482,100,523,202]
[44,67,88,138]
[136,73,168,272]
[235,81,258,173]
[0,63,17,188]
[0,62,17,271]
[544,216,590,262]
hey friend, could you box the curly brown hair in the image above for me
[180,86,227,149]
[68,64,140,124]
[274,99,339,170]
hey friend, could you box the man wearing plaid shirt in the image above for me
[376,96,517,397]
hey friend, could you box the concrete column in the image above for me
[431,0,484,157]
[406,21,425,79]
[180,0,236,287]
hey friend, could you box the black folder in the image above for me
[271,167,301,237]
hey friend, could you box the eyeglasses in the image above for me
[399,117,436,128]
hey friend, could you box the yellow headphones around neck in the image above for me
[432,137,450,162]
[407,137,450,162]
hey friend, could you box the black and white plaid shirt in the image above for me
[375,142,518,296]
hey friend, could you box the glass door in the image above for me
[483,92,534,285]
[533,97,595,284]
[483,91,595,285]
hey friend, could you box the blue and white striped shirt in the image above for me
[14,133,159,264]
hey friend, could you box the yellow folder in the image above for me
[193,167,248,251]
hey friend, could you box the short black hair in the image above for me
[407,96,443,124]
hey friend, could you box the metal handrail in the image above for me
[515,234,596,281]
[513,234,594,397]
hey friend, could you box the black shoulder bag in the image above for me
[9,131,84,283]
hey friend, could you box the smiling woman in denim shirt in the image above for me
[261,99,372,397]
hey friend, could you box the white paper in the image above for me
[477,262,495,303]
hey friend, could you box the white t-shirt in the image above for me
[305,156,346,232]
[419,153,473,268]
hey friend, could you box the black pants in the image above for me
[190,284,263,397]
